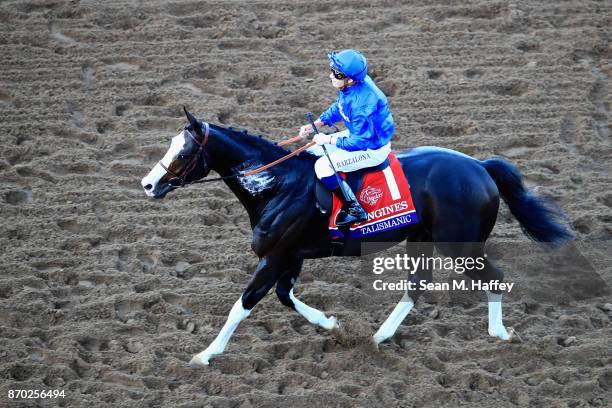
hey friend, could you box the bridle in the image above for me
[158,122,210,187]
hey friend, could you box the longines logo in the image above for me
[360,186,383,206]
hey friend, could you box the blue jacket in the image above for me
[319,75,394,152]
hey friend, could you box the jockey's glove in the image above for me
[314,132,333,145]
[299,124,313,138]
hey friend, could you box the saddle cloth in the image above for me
[329,152,419,239]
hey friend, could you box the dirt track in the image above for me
[0,0,611,407]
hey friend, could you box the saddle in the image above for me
[315,157,390,213]
[315,152,419,240]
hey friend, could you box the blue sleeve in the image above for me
[319,100,342,126]
[336,114,373,151]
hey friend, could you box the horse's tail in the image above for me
[481,158,575,248]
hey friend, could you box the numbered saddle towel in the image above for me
[329,153,419,239]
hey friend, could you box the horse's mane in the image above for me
[219,125,317,162]
[226,126,288,153]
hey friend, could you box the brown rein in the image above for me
[242,141,315,176]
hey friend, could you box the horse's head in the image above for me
[141,108,211,199]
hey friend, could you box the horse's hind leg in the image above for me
[431,190,511,340]
[373,240,434,344]
[464,259,511,340]
[189,255,288,367]
[437,240,512,341]
[276,259,338,330]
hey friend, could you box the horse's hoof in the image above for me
[372,332,388,345]
[188,355,209,368]
[489,326,512,341]
[322,316,339,331]
[508,327,523,343]
[329,316,340,330]
[369,337,380,352]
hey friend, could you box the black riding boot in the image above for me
[333,180,368,227]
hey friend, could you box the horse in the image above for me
[140,109,574,367]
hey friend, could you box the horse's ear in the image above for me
[183,106,204,138]
[184,106,197,125]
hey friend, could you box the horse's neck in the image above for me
[207,126,277,176]
[206,125,294,222]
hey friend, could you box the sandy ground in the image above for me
[0,0,611,407]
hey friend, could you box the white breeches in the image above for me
[309,131,391,179]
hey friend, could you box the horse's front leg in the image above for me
[189,255,286,367]
[275,259,338,330]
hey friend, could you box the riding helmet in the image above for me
[328,49,368,81]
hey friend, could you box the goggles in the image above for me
[330,65,346,80]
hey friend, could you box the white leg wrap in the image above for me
[373,295,414,344]
[486,290,510,340]
[189,297,251,366]
[289,289,338,330]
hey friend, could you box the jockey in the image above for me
[299,49,395,227]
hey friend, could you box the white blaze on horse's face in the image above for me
[141,130,188,197]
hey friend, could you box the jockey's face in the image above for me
[330,72,347,90]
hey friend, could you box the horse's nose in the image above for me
[141,175,157,197]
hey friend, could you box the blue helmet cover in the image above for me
[328,49,368,81]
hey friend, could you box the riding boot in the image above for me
[333,180,368,227]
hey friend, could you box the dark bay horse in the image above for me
[141,110,573,367]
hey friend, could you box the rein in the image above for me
[168,121,316,186]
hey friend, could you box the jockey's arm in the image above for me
[299,101,340,138]
[334,113,373,152]
[319,100,342,127]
